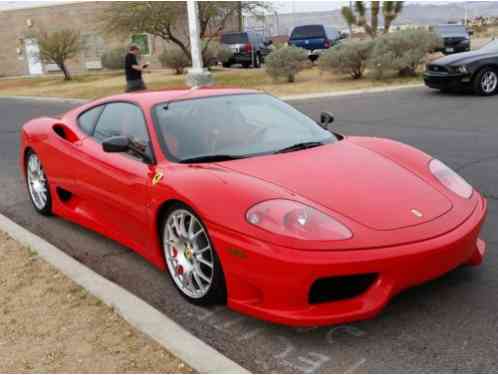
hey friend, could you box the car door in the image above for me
[76,102,155,250]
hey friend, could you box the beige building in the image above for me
[0,1,240,77]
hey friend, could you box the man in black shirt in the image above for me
[124,44,149,92]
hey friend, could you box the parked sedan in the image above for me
[432,24,471,55]
[20,89,487,327]
[424,39,498,96]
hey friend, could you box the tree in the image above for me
[34,29,82,80]
[102,2,268,62]
[341,1,404,38]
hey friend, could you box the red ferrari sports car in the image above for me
[20,89,487,327]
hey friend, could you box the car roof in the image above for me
[91,88,260,108]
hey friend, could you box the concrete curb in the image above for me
[0,95,86,105]
[281,83,425,101]
[0,82,425,104]
[0,213,249,374]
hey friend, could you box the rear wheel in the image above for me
[253,53,261,68]
[162,203,226,305]
[26,151,52,215]
[473,67,498,96]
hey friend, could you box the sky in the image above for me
[2,1,359,13]
[0,0,472,13]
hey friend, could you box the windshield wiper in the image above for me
[273,141,324,154]
[179,154,247,164]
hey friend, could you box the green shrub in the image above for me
[159,46,190,74]
[216,44,233,65]
[101,47,127,70]
[319,40,374,79]
[368,29,442,79]
[202,41,226,68]
[265,45,308,83]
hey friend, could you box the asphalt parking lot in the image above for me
[1,88,497,372]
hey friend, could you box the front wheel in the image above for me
[473,68,498,96]
[162,203,226,305]
[26,151,52,215]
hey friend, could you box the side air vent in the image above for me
[53,124,79,143]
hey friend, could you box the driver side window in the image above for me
[93,102,152,161]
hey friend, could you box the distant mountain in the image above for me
[254,1,498,34]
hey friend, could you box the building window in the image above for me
[80,33,105,70]
[131,33,151,56]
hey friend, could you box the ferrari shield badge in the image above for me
[152,170,164,186]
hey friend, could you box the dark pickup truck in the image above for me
[432,24,471,55]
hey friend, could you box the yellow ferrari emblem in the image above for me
[152,171,164,185]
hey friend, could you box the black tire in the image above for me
[253,53,261,68]
[309,55,319,63]
[222,62,231,68]
[25,150,52,216]
[241,62,251,69]
[161,202,227,306]
[473,67,498,96]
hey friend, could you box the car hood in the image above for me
[218,141,452,231]
[432,50,497,66]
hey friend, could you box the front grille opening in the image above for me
[309,273,378,305]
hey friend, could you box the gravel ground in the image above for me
[0,230,193,373]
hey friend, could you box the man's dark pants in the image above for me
[126,79,146,92]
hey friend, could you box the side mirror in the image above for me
[102,136,154,164]
[320,112,335,129]
[102,136,130,153]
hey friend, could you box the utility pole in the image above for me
[186,0,212,87]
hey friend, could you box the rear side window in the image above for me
[290,25,325,39]
[325,27,340,40]
[78,105,104,135]
[221,33,248,44]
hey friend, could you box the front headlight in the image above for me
[246,199,352,241]
[429,159,473,199]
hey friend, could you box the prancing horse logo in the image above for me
[411,209,423,218]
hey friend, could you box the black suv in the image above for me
[220,31,272,68]
[432,24,471,55]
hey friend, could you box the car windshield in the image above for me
[290,25,325,39]
[220,33,248,44]
[434,25,467,35]
[479,39,498,52]
[153,94,336,163]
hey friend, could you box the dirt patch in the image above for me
[0,231,193,373]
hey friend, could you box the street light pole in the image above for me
[186,0,212,87]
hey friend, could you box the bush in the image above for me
[159,46,190,74]
[265,45,308,83]
[101,47,127,70]
[318,40,374,79]
[202,41,228,68]
[368,29,442,79]
[215,44,233,66]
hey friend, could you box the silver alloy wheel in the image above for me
[481,70,498,94]
[27,153,48,211]
[163,209,214,299]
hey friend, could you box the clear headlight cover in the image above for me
[429,159,473,199]
[246,199,352,241]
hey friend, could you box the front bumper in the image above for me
[424,71,472,91]
[209,196,487,327]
